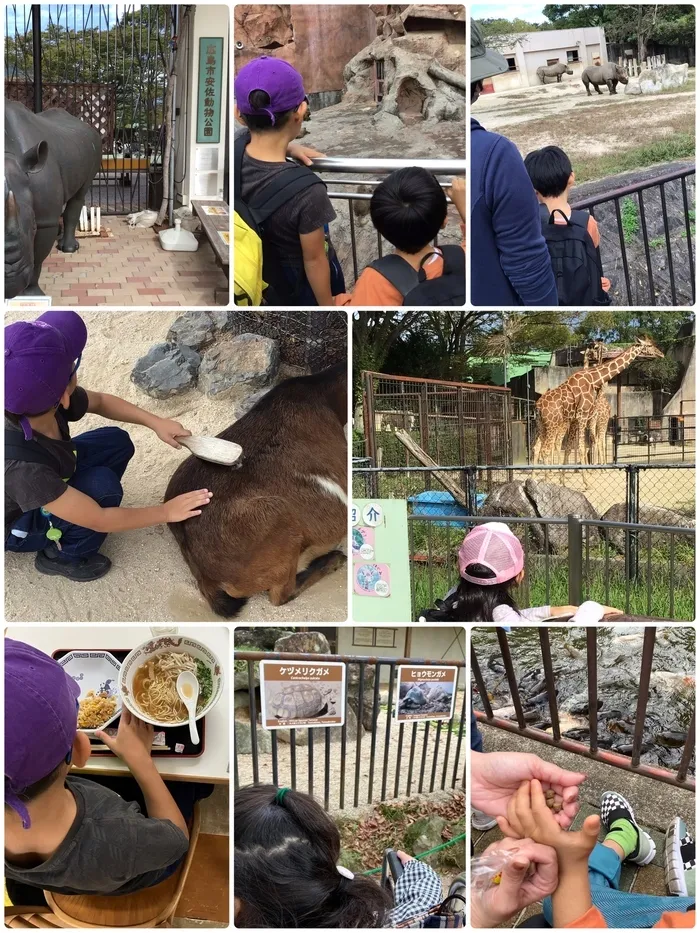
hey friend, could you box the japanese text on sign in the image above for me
[279,667,330,677]
[411,669,447,679]
[197,38,223,144]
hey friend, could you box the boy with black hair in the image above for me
[234,56,345,306]
[524,145,611,305]
[5,310,213,582]
[4,639,192,899]
[336,168,466,306]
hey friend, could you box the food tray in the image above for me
[53,648,206,758]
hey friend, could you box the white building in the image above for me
[485,26,608,91]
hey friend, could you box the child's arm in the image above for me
[300,228,333,305]
[499,779,599,927]
[86,390,190,449]
[447,177,466,223]
[44,483,212,532]
[95,708,189,839]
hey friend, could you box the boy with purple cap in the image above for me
[5,638,191,899]
[234,56,345,305]
[5,310,213,582]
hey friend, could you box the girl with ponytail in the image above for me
[234,784,443,927]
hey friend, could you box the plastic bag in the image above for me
[470,848,519,894]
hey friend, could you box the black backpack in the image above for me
[369,245,466,307]
[234,132,326,303]
[539,205,611,306]
[5,430,63,469]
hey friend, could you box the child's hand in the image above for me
[446,177,466,217]
[153,417,191,449]
[287,142,326,166]
[163,489,213,523]
[95,707,155,769]
[472,837,558,928]
[498,780,600,865]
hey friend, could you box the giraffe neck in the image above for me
[587,344,645,387]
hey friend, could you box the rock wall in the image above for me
[625,62,690,95]
[234,5,374,99]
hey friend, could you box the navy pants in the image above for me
[471,710,483,752]
[5,427,135,560]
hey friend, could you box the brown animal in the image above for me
[165,363,347,617]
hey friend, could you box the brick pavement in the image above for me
[40,220,229,307]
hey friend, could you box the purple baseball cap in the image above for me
[235,56,306,125]
[5,310,87,439]
[5,639,80,829]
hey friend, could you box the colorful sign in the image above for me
[395,666,458,722]
[197,37,223,144]
[259,660,345,730]
[352,499,412,623]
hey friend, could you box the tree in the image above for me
[574,310,693,353]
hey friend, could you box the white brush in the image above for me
[178,435,243,466]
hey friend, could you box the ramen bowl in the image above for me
[58,650,122,734]
[119,636,224,728]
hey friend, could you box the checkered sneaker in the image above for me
[665,817,696,896]
[600,791,656,866]
[388,859,444,927]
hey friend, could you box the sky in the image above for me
[471,2,549,22]
[5,4,142,38]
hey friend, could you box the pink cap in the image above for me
[458,522,524,585]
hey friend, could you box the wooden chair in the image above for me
[6,804,201,929]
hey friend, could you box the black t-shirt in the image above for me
[5,386,90,532]
[240,151,336,268]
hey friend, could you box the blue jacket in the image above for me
[471,118,558,306]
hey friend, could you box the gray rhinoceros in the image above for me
[5,100,102,298]
[581,62,629,96]
[536,62,574,84]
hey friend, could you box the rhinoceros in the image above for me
[581,62,629,96]
[269,685,328,720]
[536,62,574,84]
[5,100,102,298]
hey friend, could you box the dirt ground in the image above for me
[4,310,347,624]
[472,74,695,163]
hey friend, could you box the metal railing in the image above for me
[353,462,696,522]
[472,628,695,789]
[297,158,465,281]
[234,651,467,811]
[403,512,695,622]
[571,166,696,306]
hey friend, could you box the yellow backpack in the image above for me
[234,133,324,307]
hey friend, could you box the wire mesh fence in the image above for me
[231,310,347,372]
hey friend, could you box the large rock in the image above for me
[482,481,538,520]
[235,713,272,754]
[274,631,330,654]
[166,309,230,350]
[234,5,293,50]
[234,659,259,691]
[130,342,200,399]
[347,662,376,731]
[198,333,280,400]
[600,502,694,553]
[403,815,448,855]
[234,627,291,650]
[525,479,598,553]
[634,62,689,94]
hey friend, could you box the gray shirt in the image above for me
[5,777,189,895]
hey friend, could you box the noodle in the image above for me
[133,652,206,723]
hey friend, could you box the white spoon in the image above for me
[176,670,200,745]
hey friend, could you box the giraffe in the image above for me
[587,391,612,464]
[534,337,664,466]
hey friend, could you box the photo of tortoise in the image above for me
[398,681,454,715]
[268,684,330,720]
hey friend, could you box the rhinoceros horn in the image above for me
[6,190,20,237]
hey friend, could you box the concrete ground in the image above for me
[473,724,695,927]
[40,221,229,307]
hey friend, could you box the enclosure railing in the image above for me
[296,158,465,280]
[407,512,694,621]
[571,166,696,306]
[353,462,696,522]
[472,628,695,790]
[233,651,467,812]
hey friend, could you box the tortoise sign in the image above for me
[259,660,346,730]
[395,666,458,722]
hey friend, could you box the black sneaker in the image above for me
[35,546,112,582]
[600,791,656,866]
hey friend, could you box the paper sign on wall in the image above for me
[259,660,346,730]
[352,499,412,623]
[395,665,458,722]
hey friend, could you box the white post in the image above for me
[96,207,101,233]
[90,206,95,233]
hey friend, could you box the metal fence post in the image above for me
[628,465,639,582]
[568,514,583,604]
[363,371,378,498]
[465,466,477,515]
[31,5,42,113]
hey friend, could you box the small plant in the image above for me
[621,197,641,243]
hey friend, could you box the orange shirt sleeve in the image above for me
[566,906,607,928]
[344,267,404,306]
[587,215,601,248]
